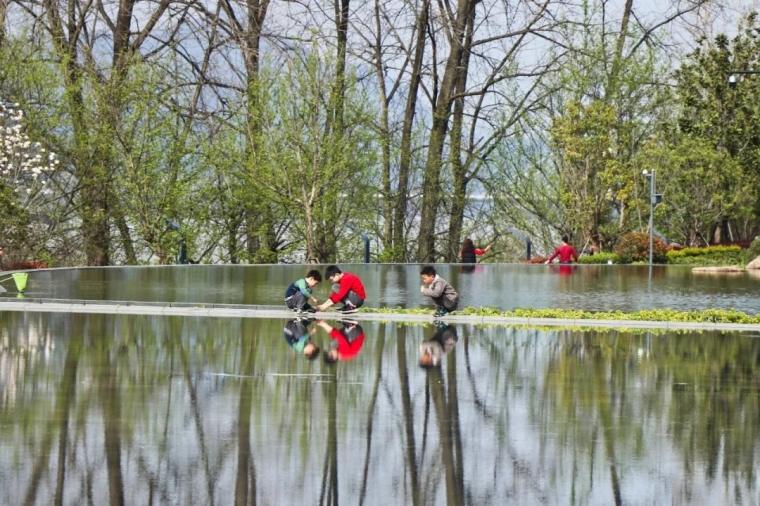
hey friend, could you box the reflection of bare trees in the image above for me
[7,315,760,503]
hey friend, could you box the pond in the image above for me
[1,311,759,504]
[5,263,760,313]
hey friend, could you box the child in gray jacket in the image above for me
[420,265,459,317]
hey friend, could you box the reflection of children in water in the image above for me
[419,324,459,368]
[316,320,365,363]
[283,318,320,360]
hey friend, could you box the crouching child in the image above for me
[285,269,322,313]
[420,265,459,317]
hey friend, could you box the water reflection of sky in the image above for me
[1,312,758,504]
[7,264,760,313]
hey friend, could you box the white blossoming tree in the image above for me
[0,101,60,264]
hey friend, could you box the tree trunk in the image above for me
[417,0,473,263]
[446,1,476,262]
[392,0,429,262]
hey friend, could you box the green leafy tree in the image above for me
[670,13,760,242]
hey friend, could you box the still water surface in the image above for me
[1,311,759,504]
[8,263,760,312]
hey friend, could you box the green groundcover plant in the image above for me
[361,306,760,323]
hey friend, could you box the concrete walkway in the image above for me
[2,298,760,332]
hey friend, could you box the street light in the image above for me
[727,70,760,88]
[642,170,663,266]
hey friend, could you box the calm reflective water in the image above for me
[2,312,760,504]
[6,263,760,312]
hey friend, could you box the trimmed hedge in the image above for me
[577,252,621,264]
[666,245,744,266]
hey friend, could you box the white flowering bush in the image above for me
[0,102,58,208]
[0,101,60,259]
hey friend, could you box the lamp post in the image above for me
[727,70,760,88]
[642,170,662,266]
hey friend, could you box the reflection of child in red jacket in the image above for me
[317,320,365,363]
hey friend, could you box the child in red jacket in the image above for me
[316,265,366,314]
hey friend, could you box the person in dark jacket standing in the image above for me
[460,238,491,263]
[420,265,459,317]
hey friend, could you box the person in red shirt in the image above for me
[460,238,492,264]
[545,236,579,264]
[316,265,366,314]
[317,320,365,363]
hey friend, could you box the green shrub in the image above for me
[614,232,668,263]
[747,236,760,263]
[667,245,741,258]
[577,252,622,264]
[666,245,745,266]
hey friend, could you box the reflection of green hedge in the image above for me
[666,245,744,266]
[577,252,621,264]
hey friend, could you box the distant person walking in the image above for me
[545,236,578,264]
[460,238,491,264]
[0,246,4,270]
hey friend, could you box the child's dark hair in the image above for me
[325,265,342,279]
[420,265,436,276]
[305,346,321,360]
[306,269,322,282]
[561,235,569,243]
[323,353,338,365]
[461,238,474,254]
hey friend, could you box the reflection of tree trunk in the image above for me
[102,358,125,506]
[429,368,458,505]
[359,332,386,506]
[24,328,82,506]
[445,350,465,503]
[396,327,421,505]
[235,329,258,506]
[179,340,216,505]
[599,384,622,506]
[320,374,339,506]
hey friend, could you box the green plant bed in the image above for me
[666,245,745,266]
[576,252,621,264]
[360,306,760,323]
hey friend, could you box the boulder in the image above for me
[747,256,760,270]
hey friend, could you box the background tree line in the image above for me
[0,0,756,266]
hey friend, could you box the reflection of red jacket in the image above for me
[548,244,578,263]
[329,329,365,361]
[329,272,367,303]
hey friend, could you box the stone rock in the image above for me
[747,256,760,270]
[692,266,745,273]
